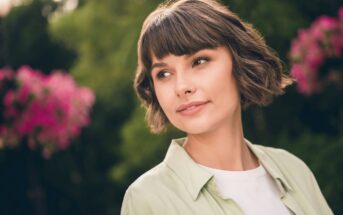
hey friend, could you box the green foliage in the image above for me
[0,0,76,72]
[47,0,165,213]
[49,0,158,102]
[223,0,308,60]
[110,105,169,186]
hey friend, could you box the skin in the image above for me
[151,46,259,171]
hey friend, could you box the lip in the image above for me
[176,101,209,115]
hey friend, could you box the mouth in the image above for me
[176,101,210,115]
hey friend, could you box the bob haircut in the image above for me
[134,0,293,133]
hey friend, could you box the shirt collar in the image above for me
[163,137,293,201]
[163,138,213,200]
[245,138,293,197]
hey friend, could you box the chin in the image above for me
[176,124,213,135]
[170,114,219,135]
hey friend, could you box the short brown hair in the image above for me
[134,0,293,133]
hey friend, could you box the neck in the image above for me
[183,112,258,171]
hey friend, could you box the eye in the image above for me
[156,70,171,80]
[192,56,210,67]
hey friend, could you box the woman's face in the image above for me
[151,46,241,134]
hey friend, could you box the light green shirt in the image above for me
[121,138,333,215]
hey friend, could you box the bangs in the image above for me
[141,8,227,69]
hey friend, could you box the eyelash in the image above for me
[156,70,170,80]
[192,56,210,67]
[155,56,210,80]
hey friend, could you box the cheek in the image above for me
[154,84,174,114]
[212,68,240,108]
[208,67,233,93]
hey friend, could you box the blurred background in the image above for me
[0,0,342,214]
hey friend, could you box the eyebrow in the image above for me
[150,53,195,72]
[150,49,214,72]
[151,62,168,71]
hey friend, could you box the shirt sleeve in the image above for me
[308,170,334,215]
[120,186,153,215]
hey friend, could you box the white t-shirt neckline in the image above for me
[197,163,292,215]
[197,163,265,181]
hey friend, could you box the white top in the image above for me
[198,164,292,215]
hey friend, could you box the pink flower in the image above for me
[17,66,46,96]
[290,64,319,95]
[289,41,303,62]
[289,7,343,96]
[290,29,312,62]
[0,66,95,158]
[17,84,31,103]
[329,33,342,56]
[3,90,18,118]
[304,40,324,70]
[30,71,96,150]
[310,16,338,40]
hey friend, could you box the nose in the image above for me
[175,74,196,97]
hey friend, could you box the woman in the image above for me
[121,0,333,214]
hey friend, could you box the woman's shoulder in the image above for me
[251,143,333,214]
[123,160,180,198]
[253,144,311,175]
[252,144,317,197]
[255,144,305,163]
[127,162,170,192]
[121,162,181,214]
[121,163,165,213]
